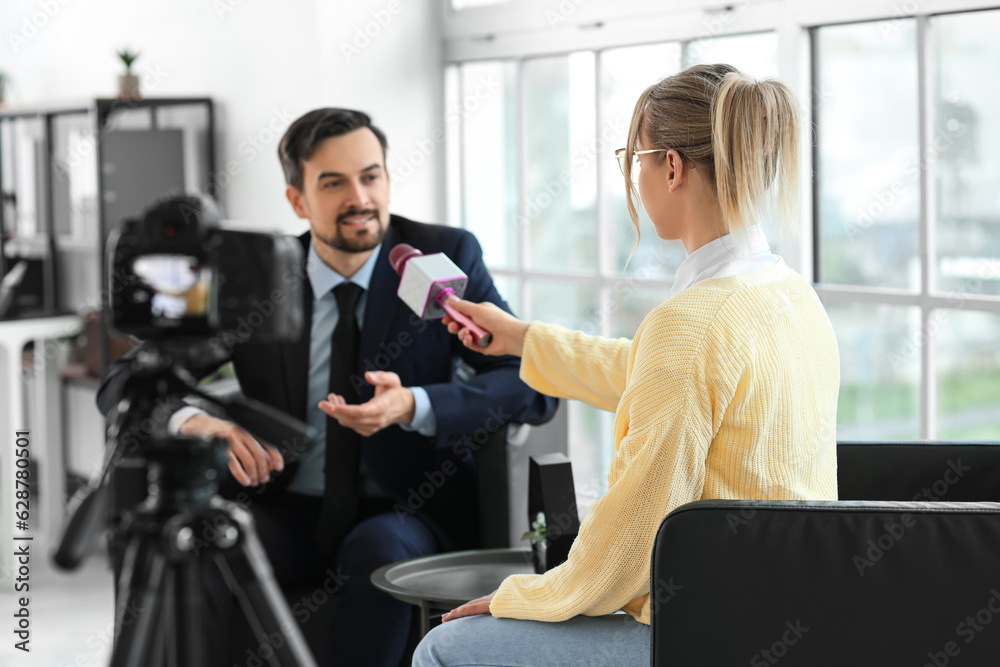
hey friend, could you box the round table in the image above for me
[370,547,535,636]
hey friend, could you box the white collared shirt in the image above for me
[670,224,779,297]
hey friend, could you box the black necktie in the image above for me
[314,282,364,556]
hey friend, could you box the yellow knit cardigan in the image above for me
[489,261,840,624]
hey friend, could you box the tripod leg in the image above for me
[174,560,208,667]
[109,532,168,667]
[214,502,318,667]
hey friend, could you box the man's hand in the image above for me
[441,590,497,622]
[319,371,416,437]
[179,414,284,487]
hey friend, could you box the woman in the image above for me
[413,63,840,667]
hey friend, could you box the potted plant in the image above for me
[116,49,140,99]
[521,511,548,574]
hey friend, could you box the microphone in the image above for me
[389,243,493,348]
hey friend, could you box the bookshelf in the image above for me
[0,97,215,374]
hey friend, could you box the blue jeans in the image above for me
[412,613,650,667]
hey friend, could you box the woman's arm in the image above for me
[518,322,632,412]
[443,299,633,412]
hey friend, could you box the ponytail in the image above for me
[711,72,800,234]
[623,65,801,247]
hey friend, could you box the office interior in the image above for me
[1,0,999,665]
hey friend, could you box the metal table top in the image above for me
[370,547,535,609]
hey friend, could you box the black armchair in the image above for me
[650,441,1000,667]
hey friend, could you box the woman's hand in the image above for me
[441,299,530,358]
[441,590,497,622]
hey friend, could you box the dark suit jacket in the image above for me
[97,214,557,549]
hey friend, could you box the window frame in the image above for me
[443,0,1000,440]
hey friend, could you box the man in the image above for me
[96,108,557,666]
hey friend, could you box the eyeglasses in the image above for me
[615,148,670,178]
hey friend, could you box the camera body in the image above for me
[107,194,303,344]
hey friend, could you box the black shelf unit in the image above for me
[0,97,215,371]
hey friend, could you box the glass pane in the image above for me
[569,401,613,519]
[609,285,669,339]
[459,61,519,269]
[445,65,461,229]
[528,279,599,334]
[815,22,919,290]
[599,43,684,280]
[491,275,521,316]
[936,309,1000,439]
[685,31,779,79]
[935,10,1000,297]
[824,301,921,440]
[527,280,609,517]
[523,53,597,273]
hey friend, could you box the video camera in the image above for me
[107,193,302,343]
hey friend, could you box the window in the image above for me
[444,2,1000,505]
[813,8,1000,439]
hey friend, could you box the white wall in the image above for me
[0,0,445,231]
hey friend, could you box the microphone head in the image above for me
[389,243,423,276]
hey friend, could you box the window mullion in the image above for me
[808,27,821,284]
[917,14,938,438]
[515,59,531,315]
[456,65,466,229]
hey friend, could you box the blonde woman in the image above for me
[413,64,840,667]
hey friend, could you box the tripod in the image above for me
[109,437,316,667]
[54,344,319,667]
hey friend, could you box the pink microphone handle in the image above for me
[438,291,493,348]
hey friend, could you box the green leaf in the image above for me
[116,49,140,71]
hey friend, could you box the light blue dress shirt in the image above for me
[286,239,437,496]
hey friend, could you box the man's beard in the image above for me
[316,208,387,253]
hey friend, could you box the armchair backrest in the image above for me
[650,500,1000,666]
[650,440,1000,666]
[837,440,1000,501]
